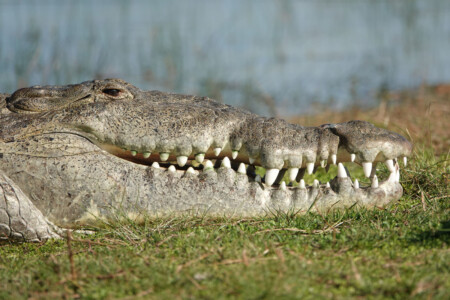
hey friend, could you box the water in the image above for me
[1,0,449,116]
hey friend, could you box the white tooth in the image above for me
[143,152,151,158]
[186,167,195,174]
[255,175,261,183]
[371,175,379,188]
[362,162,372,178]
[221,157,231,168]
[177,156,188,167]
[280,181,287,191]
[350,153,356,162]
[151,162,160,169]
[320,160,327,168]
[168,165,176,172]
[331,154,337,165]
[249,157,255,164]
[232,150,239,160]
[131,150,137,156]
[288,168,299,182]
[265,169,280,186]
[326,182,330,188]
[203,160,214,170]
[299,179,306,189]
[354,179,359,189]
[337,163,347,178]
[237,163,246,174]
[213,147,222,156]
[388,170,397,183]
[306,162,314,175]
[160,152,169,161]
[195,153,205,163]
[385,159,395,172]
[313,179,319,188]
[403,156,407,167]
[396,168,400,182]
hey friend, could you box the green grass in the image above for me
[0,149,449,299]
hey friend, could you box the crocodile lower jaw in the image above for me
[98,141,405,214]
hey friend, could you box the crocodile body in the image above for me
[0,79,412,242]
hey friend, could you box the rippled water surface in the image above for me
[1,0,449,116]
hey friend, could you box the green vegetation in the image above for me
[1,85,448,299]
[0,149,448,299]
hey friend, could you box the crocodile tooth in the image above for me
[403,156,407,167]
[232,150,239,160]
[213,147,222,156]
[354,179,359,189]
[306,162,314,175]
[203,160,214,170]
[131,150,137,156]
[195,153,205,163]
[331,154,337,165]
[337,163,347,178]
[249,157,255,164]
[388,170,397,183]
[168,165,176,172]
[186,167,195,174]
[237,163,246,174]
[177,156,188,167]
[265,169,280,186]
[370,162,378,178]
[280,181,287,190]
[313,179,319,188]
[143,152,151,158]
[151,162,160,169]
[299,179,306,189]
[320,160,327,168]
[160,152,169,161]
[326,182,330,188]
[288,168,299,182]
[396,168,400,182]
[362,162,372,178]
[385,159,395,172]
[221,157,231,168]
[255,175,261,183]
[350,153,356,162]
[371,175,378,188]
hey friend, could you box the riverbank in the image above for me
[0,86,448,299]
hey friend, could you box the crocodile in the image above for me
[0,79,412,242]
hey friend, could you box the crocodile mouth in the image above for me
[99,142,405,192]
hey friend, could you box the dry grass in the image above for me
[290,84,450,155]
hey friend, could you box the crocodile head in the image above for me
[0,79,412,227]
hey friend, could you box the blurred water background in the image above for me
[1,0,449,116]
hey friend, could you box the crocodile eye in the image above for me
[102,88,122,97]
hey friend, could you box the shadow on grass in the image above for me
[406,220,450,245]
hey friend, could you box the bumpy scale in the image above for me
[0,79,412,242]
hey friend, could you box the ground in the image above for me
[0,85,448,299]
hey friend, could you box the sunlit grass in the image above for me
[0,81,448,298]
[0,148,448,299]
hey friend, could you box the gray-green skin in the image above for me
[0,79,412,242]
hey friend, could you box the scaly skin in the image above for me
[0,79,412,242]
